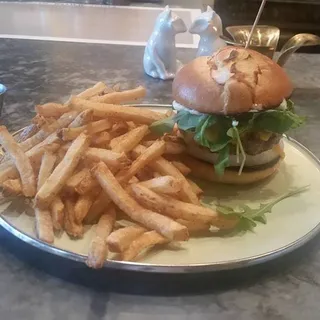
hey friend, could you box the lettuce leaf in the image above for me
[250,109,305,134]
[149,101,305,175]
[217,185,309,233]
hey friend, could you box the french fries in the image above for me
[50,196,64,231]
[68,109,94,128]
[59,119,112,141]
[36,103,69,118]
[74,189,99,224]
[93,162,189,241]
[187,179,203,196]
[1,178,22,195]
[121,230,168,261]
[36,133,90,208]
[110,121,129,138]
[84,190,109,224]
[91,131,111,147]
[91,85,146,104]
[132,145,199,205]
[77,82,107,100]
[64,199,84,238]
[176,219,210,233]
[16,123,40,143]
[144,140,186,155]
[138,176,182,195]
[20,111,78,152]
[35,208,54,243]
[37,151,57,191]
[171,161,191,176]
[115,140,165,183]
[0,82,237,267]
[107,225,146,253]
[68,97,166,124]
[135,167,154,181]
[85,148,129,170]
[85,140,165,223]
[0,126,36,197]
[110,125,149,153]
[86,206,116,269]
[130,184,217,224]
[65,168,91,193]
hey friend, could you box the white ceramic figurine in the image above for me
[189,6,226,57]
[143,6,187,80]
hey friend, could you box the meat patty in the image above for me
[240,132,282,155]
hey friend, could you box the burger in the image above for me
[151,46,304,184]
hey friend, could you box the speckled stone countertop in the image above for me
[1,39,320,320]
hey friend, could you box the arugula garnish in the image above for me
[150,100,305,175]
[150,117,176,136]
[216,185,309,233]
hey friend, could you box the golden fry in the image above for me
[0,126,36,197]
[35,208,54,243]
[64,199,84,238]
[171,161,191,176]
[86,206,116,269]
[144,140,186,155]
[1,178,22,195]
[68,97,166,124]
[90,86,146,104]
[127,121,136,130]
[16,124,39,143]
[132,145,199,204]
[86,141,165,223]
[74,189,99,224]
[91,132,111,147]
[176,219,210,233]
[20,111,78,152]
[84,190,110,224]
[214,215,240,230]
[109,121,129,138]
[92,162,188,241]
[135,167,154,181]
[50,196,65,231]
[36,133,90,208]
[65,167,99,195]
[37,151,57,191]
[187,179,203,196]
[138,176,182,196]
[59,119,112,141]
[77,82,107,100]
[115,140,165,184]
[107,225,146,253]
[0,134,60,184]
[110,125,149,153]
[68,109,94,128]
[121,231,168,261]
[65,168,90,193]
[35,103,69,118]
[86,148,130,170]
[130,184,217,223]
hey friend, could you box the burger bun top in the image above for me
[172,46,293,115]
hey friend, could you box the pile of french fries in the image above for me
[0,82,236,269]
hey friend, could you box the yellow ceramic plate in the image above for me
[0,105,319,273]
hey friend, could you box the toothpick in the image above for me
[245,0,267,49]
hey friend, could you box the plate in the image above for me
[1,105,320,273]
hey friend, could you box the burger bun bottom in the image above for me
[182,155,282,185]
